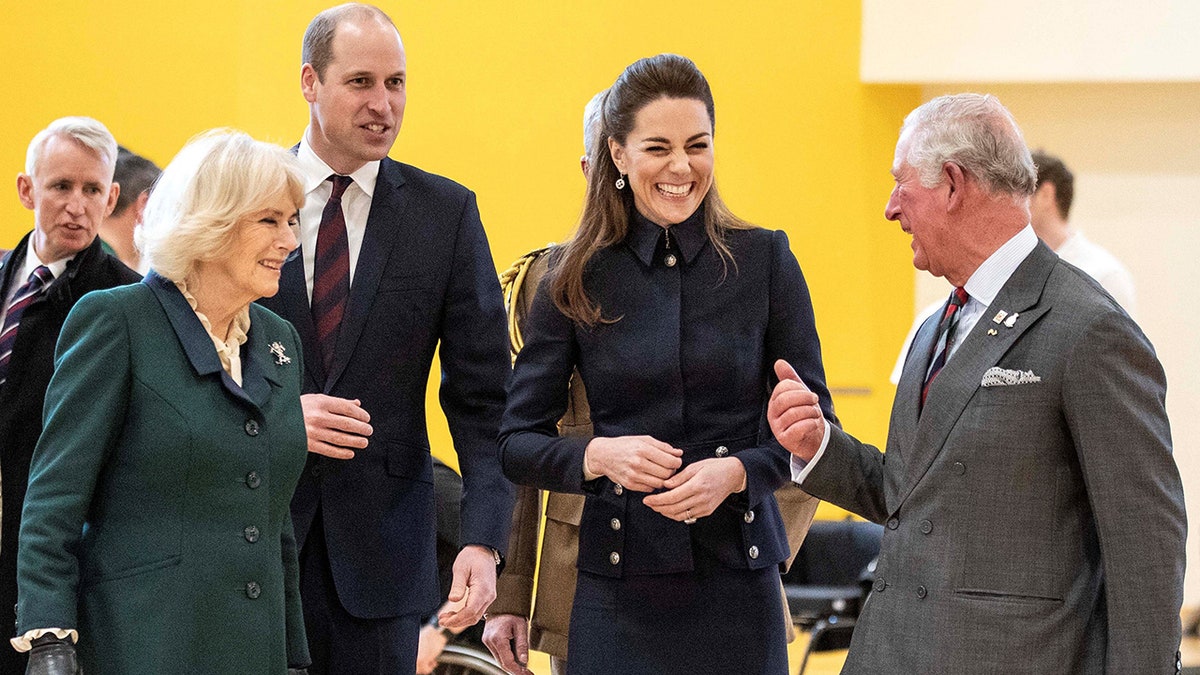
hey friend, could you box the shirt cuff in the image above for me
[789,420,832,485]
[11,628,78,653]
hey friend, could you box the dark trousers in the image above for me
[300,512,420,675]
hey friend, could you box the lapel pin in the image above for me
[987,328,998,336]
[269,341,292,366]
[992,310,1008,324]
[1004,312,1019,328]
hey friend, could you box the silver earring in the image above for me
[615,174,626,190]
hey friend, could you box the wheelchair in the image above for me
[433,643,510,675]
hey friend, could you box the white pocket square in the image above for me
[981,367,1042,387]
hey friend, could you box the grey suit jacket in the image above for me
[803,242,1186,674]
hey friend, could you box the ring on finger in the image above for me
[684,508,697,525]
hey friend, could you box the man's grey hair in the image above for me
[25,116,118,179]
[302,3,396,81]
[900,94,1037,197]
[583,89,607,153]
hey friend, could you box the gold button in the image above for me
[610,518,621,531]
[748,546,759,560]
[664,253,677,267]
[609,552,621,565]
[613,484,624,496]
[743,510,755,524]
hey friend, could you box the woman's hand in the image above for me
[643,457,747,522]
[583,436,683,492]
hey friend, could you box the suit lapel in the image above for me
[897,243,1059,505]
[885,309,941,493]
[240,309,285,410]
[276,246,324,387]
[325,158,407,390]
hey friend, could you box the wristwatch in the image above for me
[489,546,502,566]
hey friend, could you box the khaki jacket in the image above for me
[492,248,819,658]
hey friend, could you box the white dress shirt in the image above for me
[792,225,1039,483]
[295,132,381,301]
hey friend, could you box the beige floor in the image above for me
[517,622,1200,674]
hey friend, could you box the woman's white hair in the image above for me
[901,94,1037,197]
[138,129,304,282]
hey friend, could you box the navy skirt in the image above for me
[566,547,789,675]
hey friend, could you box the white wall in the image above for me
[908,83,1200,605]
[863,0,1200,82]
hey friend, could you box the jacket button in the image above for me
[245,582,261,599]
[748,545,759,560]
[873,578,886,593]
[244,525,260,543]
[613,484,624,496]
[245,471,261,489]
[311,464,322,478]
[743,510,755,524]
[610,518,621,531]
[664,253,678,267]
[244,419,260,436]
[714,445,729,457]
[886,517,899,530]
[920,520,933,534]
[916,585,927,599]
[953,461,966,475]
[609,552,620,565]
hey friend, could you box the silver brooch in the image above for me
[269,341,291,366]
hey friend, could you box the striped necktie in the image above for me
[921,286,969,409]
[311,174,354,375]
[0,265,54,388]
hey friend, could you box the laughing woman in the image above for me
[499,54,837,675]
[14,130,311,674]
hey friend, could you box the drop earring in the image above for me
[615,173,627,190]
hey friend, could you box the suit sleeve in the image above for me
[800,425,889,524]
[16,291,131,633]
[437,191,517,554]
[735,229,838,509]
[1061,311,1185,673]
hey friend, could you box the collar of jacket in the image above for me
[625,204,707,268]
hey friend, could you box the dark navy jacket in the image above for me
[500,209,835,577]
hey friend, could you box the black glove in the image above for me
[25,634,80,675]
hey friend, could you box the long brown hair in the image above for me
[551,53,755,327]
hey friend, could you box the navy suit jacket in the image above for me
[259,156,514,619]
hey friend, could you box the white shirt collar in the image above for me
[20,237,73,282]
[962,225,1038,307]
[297,131,379,199]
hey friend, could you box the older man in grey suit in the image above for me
[769,94,1186,674]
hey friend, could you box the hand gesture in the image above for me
[643,457,746,522]
[437,545,497,631]
[300,394,372,459]
[584,436,683,492]
[767,359,825,461]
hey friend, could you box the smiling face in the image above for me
[17,134,118,262]
[609,96,714,227]
[302,16,406,175]
[885,132,958,280]
[194,188,300,308]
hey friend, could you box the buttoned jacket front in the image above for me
[17,274,310,673]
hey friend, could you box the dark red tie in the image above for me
[0,265,53,388]
[312,175,354,374]
[921,286,969,409]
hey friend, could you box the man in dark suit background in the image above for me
[257,5,514,673]
[0,116,139,673]
[768,94,1186,673]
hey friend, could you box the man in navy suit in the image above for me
[258,5,514,673]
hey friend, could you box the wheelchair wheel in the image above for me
[434,643,510,675]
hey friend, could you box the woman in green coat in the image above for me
[15,130,311,673]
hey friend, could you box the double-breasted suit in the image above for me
[802,242,1186,674]
[17,274,310,672]
[258,156,513,623]
[0,234,137,673]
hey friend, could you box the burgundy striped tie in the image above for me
[312,175,354,374]
[920,286,969,409]
[0,265,53,388]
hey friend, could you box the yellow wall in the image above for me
[0,2,918,504]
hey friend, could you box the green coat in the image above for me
[17,273,310,673]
